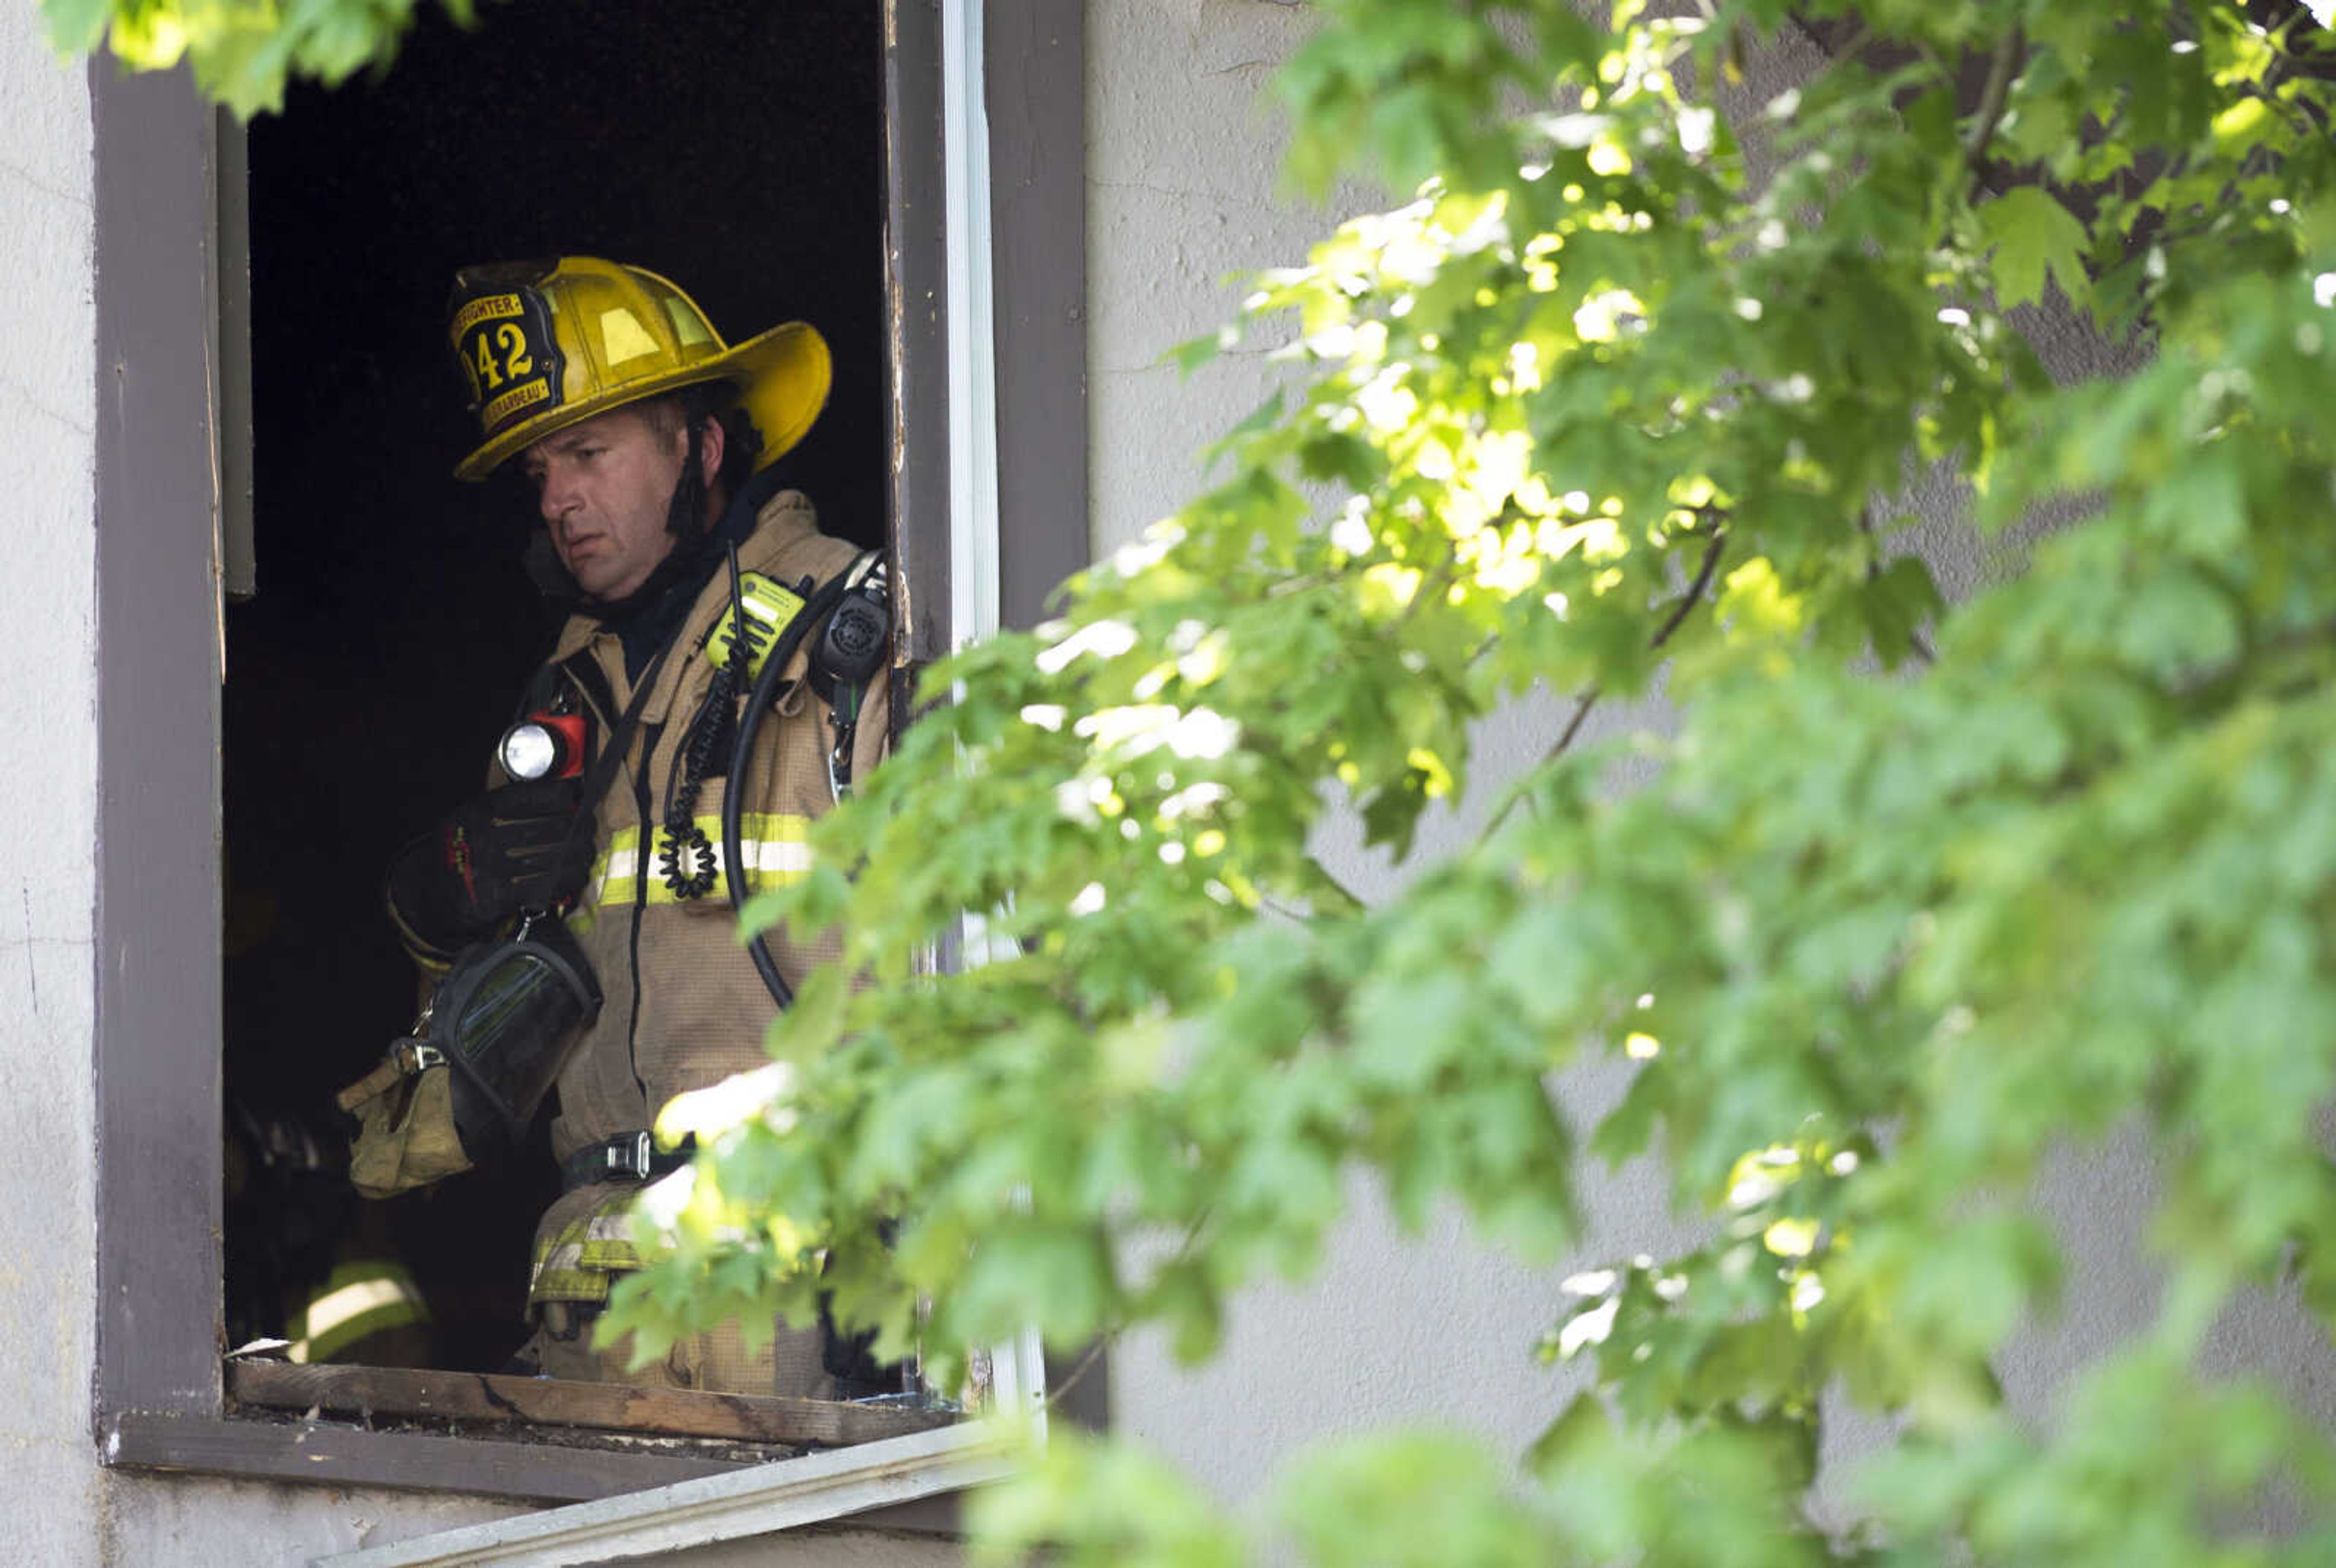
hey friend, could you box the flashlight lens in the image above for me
[499,723,560,781]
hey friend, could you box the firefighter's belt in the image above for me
[560,1130,694,1192]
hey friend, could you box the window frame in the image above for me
[92,0,1087,1508]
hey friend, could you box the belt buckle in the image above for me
[610,1130,652,1181]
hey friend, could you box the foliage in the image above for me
[594,0,2336,1561]
[43,0,2332,1551]
[602,0,2336,1559]
[40,0,478,116]
[75,0,2325,1553]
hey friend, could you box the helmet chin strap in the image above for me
[664,415,711,541]
[554,417,720,622]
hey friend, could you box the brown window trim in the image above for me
[224,1361,958,1450]
[91,0,1085,1506]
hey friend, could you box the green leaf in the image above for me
[38,0,114,52]
[1526,1391,1615,1481]
[1977,186,2091,311]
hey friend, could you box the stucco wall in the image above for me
[0,2,100,1558]
[1084,0,2334,1527]
[1084,0,1659,1499]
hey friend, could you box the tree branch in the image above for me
[1042,1334,1113,1412]
[1548,689,1605,766]
[1487,528,1731,836]
[1042,1205,1225,1414]
[1964,23,2027,200]
[1649,526,1732,652]
[1548,525,1731,770]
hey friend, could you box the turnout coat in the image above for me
[521,487,886,1377]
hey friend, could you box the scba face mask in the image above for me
[426,912,603,1160]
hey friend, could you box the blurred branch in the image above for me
[1964,23,2027,198]
[1487,526,1730,837]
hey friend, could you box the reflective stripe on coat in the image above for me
[521,487,888,1315]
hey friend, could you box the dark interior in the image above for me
[224,0,885,1370]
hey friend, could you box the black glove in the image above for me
[385,779,593,962]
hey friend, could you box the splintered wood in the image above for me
[227,1360,954,1450]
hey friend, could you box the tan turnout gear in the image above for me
[445,255,831,482]
[517,485,888,1398]
[338,1055,473,1199]
[358,258,884,1398]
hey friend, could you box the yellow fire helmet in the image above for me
[445,256,831,482]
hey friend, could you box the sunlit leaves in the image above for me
[46,0,483,116]
[585,0,2336,1564]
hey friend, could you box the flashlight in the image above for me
[499,712,587,781]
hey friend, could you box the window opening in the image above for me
[225,0,906,1454]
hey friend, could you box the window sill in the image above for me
[102,1363,967,1508]
[227,1360,955,1453]
[103,1410,740,1503]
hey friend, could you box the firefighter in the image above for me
[360,257,891,1396]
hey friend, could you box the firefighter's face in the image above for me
[523,404,720,602]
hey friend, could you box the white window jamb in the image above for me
[943,0,1052,1444]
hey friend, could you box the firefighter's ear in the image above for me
[695,412,726,488]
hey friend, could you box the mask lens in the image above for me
[436,924,600,1148]
[454,951,571,1059]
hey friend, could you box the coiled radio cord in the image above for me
[657,547,765,900]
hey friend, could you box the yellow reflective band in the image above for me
[528,1246,611,1305]
[530,1199,650,1305]
[579,813,813,907]
[287,1266,428,1364]
[577,1211,644,1272]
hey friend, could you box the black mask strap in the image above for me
[665,415,710,541]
